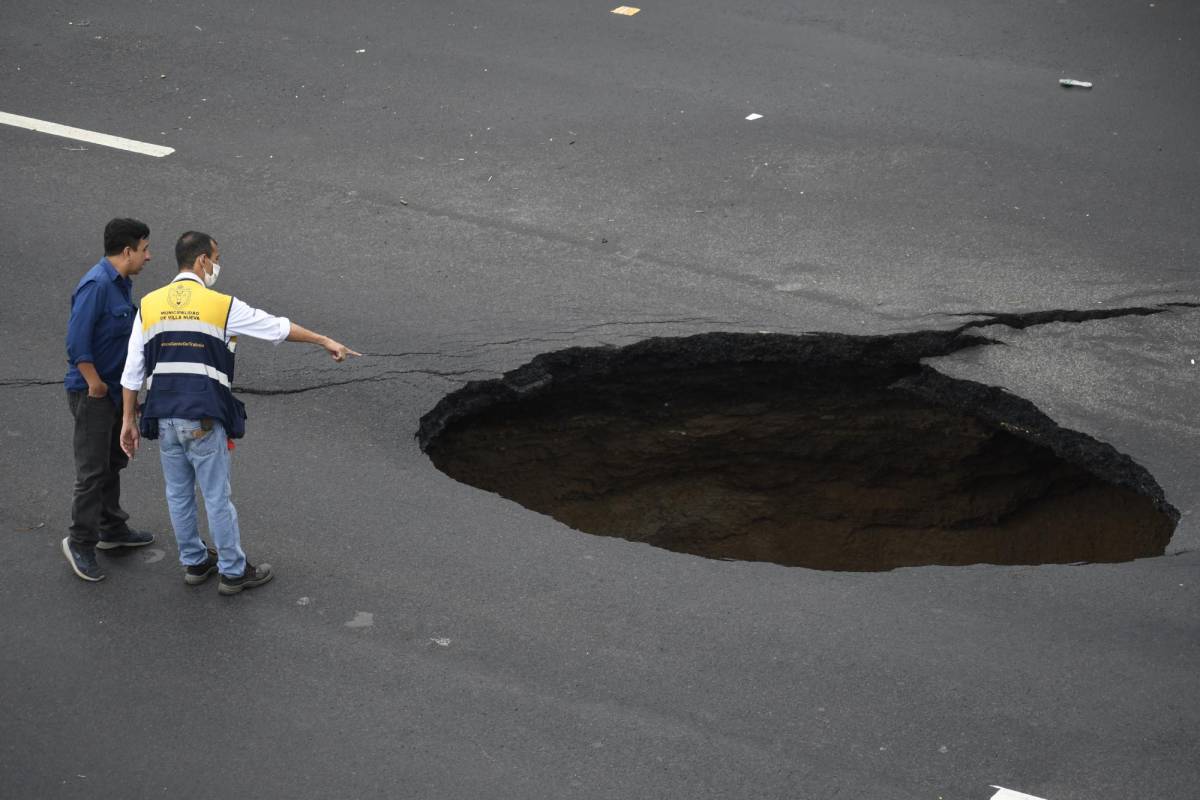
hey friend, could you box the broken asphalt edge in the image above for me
[417,306,1192,527]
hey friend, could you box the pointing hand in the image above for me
[325,339,362,362]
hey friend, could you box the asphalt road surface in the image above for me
[2,2,1198,798]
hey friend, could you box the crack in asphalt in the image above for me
[354,350,464,358]
[232,368,500,396]
[441,318,731,349]
[334,185,770,289]
[233,167,773,293]
[1,303,1194,396]
[0,369,497,397]
[550,317,729,334]
[950,302,1199,333]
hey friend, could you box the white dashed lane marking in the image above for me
[0,111,175,157]
[990,786,1049,800]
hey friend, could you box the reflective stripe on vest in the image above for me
[146,362,232,389]
[143,318,227,342]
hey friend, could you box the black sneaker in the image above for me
[184,547,220,586]
[218,563,274,596]
[61,537,105,582]
[96,529,155,550]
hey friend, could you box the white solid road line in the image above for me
[990,785,1049,800]
[0,111,174,157]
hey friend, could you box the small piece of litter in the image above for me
[398,198,408,205]
[296,596,311,606]
[938,745,949,753]
[611,6,641,15]
[430,637,452,647]
[745,113,764,121]
[355,49,366,54]
[1059,78,1093,89]
[1191,358,1195,365]
[345,611,374,628]
[194,25,203,31]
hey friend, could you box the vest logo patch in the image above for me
[168,283,192,308]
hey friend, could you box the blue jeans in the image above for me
[158,418,246,577]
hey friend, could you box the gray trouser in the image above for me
[67,390,130,549]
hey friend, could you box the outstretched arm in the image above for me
[286,322,361,362]
[227,297,359,361]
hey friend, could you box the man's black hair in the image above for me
[103,218,150,256]
[175,231,217,269]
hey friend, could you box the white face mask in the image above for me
[204,261,221,288]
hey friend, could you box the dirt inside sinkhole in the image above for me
[421,337,1176,571]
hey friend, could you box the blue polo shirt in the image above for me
[64,257,135,401]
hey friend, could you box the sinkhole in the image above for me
[418,332,1177,571]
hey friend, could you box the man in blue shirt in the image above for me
[62,218,157,582]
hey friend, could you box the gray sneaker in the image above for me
[96,529,155,550]
[218,563,274,596]
[184,547,220,586]
[62,537,105,582]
